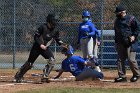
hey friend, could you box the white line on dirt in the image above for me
[0,83,27,87]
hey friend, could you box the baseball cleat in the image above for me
[130,76,139,82]
[114,77,127,82]
[13,78,24,83]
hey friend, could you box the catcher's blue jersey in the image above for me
[62,56,86,76]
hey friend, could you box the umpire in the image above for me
[114,6,140,82]
[14,14,65,83]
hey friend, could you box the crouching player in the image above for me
[54,45,104,81]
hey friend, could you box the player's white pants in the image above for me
[80,37,94,59]
[93,39,99,58]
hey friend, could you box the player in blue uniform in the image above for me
[54,45,104,81]
[78,10,101,60]
[78,10,101,72]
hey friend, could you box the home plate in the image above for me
[49,78,75,82]
[100,79,114,82]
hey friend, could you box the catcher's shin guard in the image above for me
[14,61,33,83]
[42,57,55,79]
[41,64,54,83]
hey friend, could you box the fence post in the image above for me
[13,0,16,69]
[100,0,104,69]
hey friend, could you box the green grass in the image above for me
[16,88,140,93]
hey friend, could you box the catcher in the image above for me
[14,14,66,83]
[54,45,104,81]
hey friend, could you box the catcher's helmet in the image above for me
[61,45,74,55]
[46,13,56,26]
[82,10,91,17]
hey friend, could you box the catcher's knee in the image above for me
[42,57,55,77]
[48,57,55,66]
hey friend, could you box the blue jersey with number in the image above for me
[62,56,86,76]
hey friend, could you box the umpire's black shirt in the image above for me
[114,15,139,44]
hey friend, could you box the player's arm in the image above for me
[54,69,64,79]
[54,60,67,79]
[34,25,47,50]
[130,17,139,42]
[76,56,94,67]
[34,25,44,45]
[95,28,101,40]
[91,23,101,42]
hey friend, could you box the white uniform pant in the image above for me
[80,37,94,59]
[93,39,99,58]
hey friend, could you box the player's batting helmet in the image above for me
[82,10,91,17]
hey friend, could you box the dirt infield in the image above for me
[0,69,140,93]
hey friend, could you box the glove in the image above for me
[84,32,89,36]
[61,43,68,48]
[90,56,99,66]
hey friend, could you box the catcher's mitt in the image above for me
[61,44,69,54]
[61,44,74,55]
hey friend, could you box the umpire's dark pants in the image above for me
[115,43,140,78]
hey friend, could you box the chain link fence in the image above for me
[0,0,140,69]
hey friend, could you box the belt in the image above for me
[82,37,91,39]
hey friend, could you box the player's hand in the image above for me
[40,44,47,50]
[84,32,89,36]
[54,76,59,79]
[96,41,100,46]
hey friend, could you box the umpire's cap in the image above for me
[114,6,126,13]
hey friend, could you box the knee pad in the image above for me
[42,57,55,78]
[48,57,55,66]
